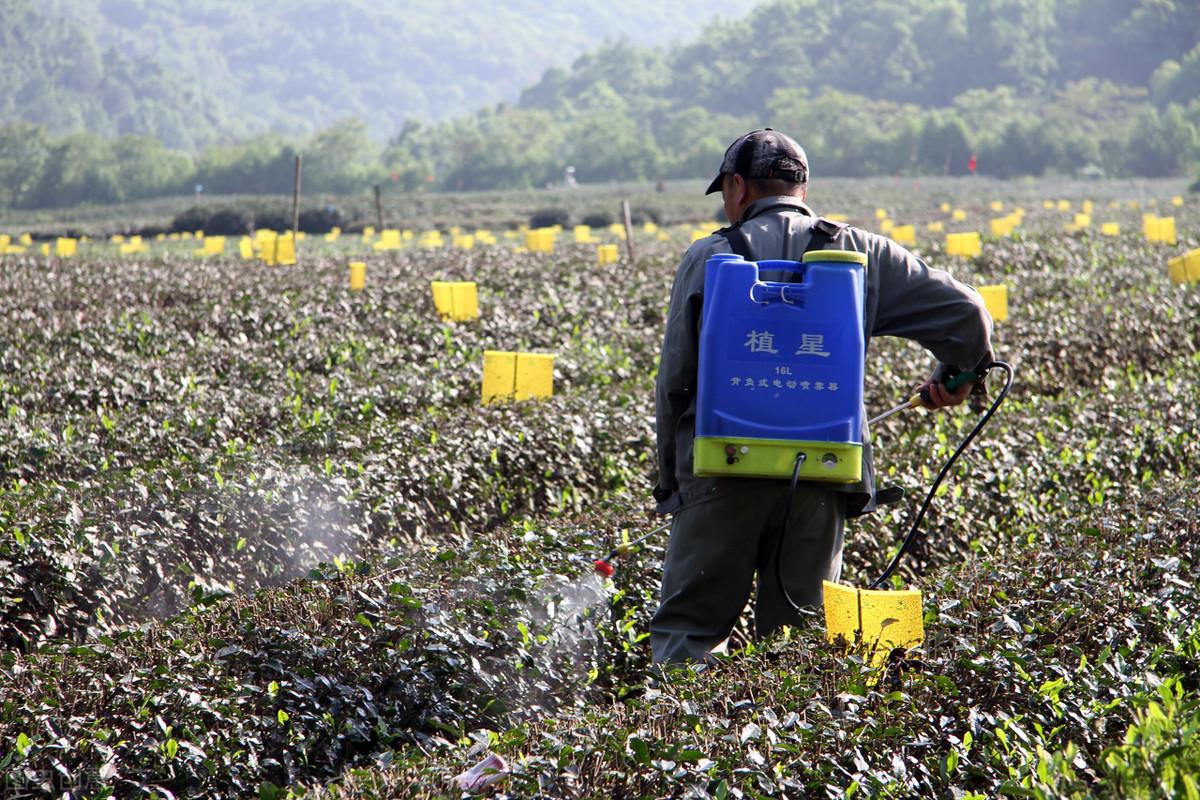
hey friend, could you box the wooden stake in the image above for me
[622,199,636,264]
[291,154,302,244]
[374,185,384,232]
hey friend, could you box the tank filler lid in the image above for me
[801,249,867,265]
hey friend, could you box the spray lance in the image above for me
[593,522,671,577]
[867,368,981,426]
[775,359,1016,610]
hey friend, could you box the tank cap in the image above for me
[801,249,867,265]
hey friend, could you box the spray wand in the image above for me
[593,522,670,577]
[868,369,980,426]
[776,360,1015,610]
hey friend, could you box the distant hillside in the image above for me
[1,0,1197,209]
[5,0,731,148]
[521,0,1200,115]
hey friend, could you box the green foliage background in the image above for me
[1,0,1199,208]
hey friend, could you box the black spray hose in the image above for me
[775,450,809,611]
[776,360,1015,610]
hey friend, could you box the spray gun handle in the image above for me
[917,370,979,406]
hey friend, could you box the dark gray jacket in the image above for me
[654,196,994,516]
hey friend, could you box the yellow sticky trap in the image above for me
[349,261,366,291]
[525,228,556,253]
[1142,215,1176,244]
[431,281,453,316]
[690,229,708,242]
[978,284,1008,321]
[18,233,31,246]
[1157,217,1177,245]
[1082,200,1094,215]
[258,235,277,265]
[824,581,924,668]
[927,221,944,233]
[1101,222,1120,237]
[276,235,296,265]
[362,226,376,239]
[40,243,50,256]
[110,234,124,244]
[608,223,627,240]
[879,219,894,234]
[989,217,1013,237]
[1042,200,1055,209]
[56,238,77,257]
[946,232,981,258]
[482,351,517,404]
[951,209,966,221]
[573,225,593,244]
[874,208,888,220]
[1057,200,1071,212]
[201,236,226,256]
[482,351,554,403]
[890,224,915,246]
[1168,255,1188,284]
[419,231,444,248]
[939,202,951,213]
[990,200,1003,212]
[642,222,658,234]
[597,244,619,264]
[374,230,403,251]
[516,353,554,400]
[430,281,479,321]
[1172,195,1183,207]
[1180,253,1200,287]
[239,237,254,259]
[1073,213,1091,229]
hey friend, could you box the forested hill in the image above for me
[1,0,1198,208]
[2,0,730,149]
[491,0,1200,183]
[521,0,1200,114]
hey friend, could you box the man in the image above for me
[652,129,993,664]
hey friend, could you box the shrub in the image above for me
[253,210,291,232]
[581,211,614,228]
[629,206,661,225]
[170,206,210,233]
[529,207,570,229]
[298,207,342,234]
[204,208,254,236]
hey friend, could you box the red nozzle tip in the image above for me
[593,559,615,577]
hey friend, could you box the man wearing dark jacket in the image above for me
[652,129,994,664]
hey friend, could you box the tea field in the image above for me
[0,180,1198,798]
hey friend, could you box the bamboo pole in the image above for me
[622,199,636,264]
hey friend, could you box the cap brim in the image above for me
[704,173,724,195]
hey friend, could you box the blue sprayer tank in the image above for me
[693,249,868,482]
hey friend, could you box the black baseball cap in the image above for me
[705,128,809,195]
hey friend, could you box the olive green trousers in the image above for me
[650,481,845,664]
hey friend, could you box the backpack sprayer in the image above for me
[593,249,1015,621]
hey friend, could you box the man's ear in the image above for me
[730,173,750,205]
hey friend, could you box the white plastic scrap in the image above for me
[455,753,508,792]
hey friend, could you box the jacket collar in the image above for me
[739,195,815,224]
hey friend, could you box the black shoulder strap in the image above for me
[717,216,847,261]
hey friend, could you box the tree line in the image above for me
[1,90,1195,210]
[1,0,1197,208]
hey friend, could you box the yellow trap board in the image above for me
[482,351,554,404]
[824,580,924,668]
